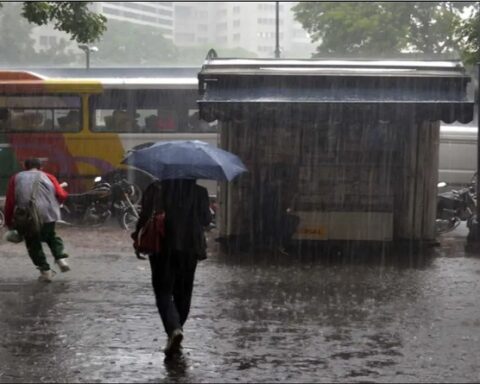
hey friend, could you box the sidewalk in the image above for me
[1,224,480,383]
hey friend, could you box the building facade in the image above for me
[31,2,174,57]
[29,2,314,60]
[174,2,316,58]
[90,2,174,40]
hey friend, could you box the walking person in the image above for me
[132,179,212,357]
[4,158,70,282]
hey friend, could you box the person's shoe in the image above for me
[164,329,183,357]
[56,258,70,272]
[38,269,56,282]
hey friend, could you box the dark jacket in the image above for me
[134,180,212,259]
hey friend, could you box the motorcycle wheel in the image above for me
[0,209,5,228]
[435,217,461,235]
[128,183,142,205]
[120,209,138,231]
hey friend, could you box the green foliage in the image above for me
[293,2,472,58]
[0,2,74,66]
[0,2,36,65]
[94,19,257,67]
[94,19,177,66]
[457,3,480,66]
[21,2,106,44]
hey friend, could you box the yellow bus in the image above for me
[0,67,218,196]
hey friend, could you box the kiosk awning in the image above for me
[198,59,474,124]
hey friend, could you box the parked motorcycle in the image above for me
[207,195,217,231]
[436,181,476,234]
[112,178,140,230]
[60,176,139,229]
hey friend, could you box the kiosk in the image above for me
[198,58,474,247]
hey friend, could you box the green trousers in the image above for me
[24,222,67,271]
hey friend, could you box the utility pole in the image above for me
[274,1,280,59]
[78,44,99,70]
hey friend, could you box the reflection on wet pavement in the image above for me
[1,225,480,382]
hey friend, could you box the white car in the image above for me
[439,124,477,185]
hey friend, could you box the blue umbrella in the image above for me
[121,140,247,181]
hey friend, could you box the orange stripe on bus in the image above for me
[0,71,44,81]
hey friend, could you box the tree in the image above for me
[293,2,472,58]
[0,2,36,66]
[0,3,77,66]
[0,1,106,44]
[93,19,178,66]
[457,3,480,65]
[93,20,257,67]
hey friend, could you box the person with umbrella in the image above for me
[125,140,247,357]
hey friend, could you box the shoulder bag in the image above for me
[13,173,42,236]
[133,211,165,255]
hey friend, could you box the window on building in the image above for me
[216,22,227,31]
[233,19,240,27]
[175,6,191,17]
[142,14,156,23]
[102,6,120,16]
[177,33,195,42]
[123,11,137,19]
[39,36,48,46]
[233,6,240,13]
[157,8,173,16]
[258,4,276,11]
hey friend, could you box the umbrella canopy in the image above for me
[121,140,247,181]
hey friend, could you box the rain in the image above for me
[1,2,480,383]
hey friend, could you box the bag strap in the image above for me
[30,172,42,204]
[150,181,164,217]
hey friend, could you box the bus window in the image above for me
[56,110,80,131]
[97,109,139,132]
[0,107,10,131]
[10,109,51,131]
[135,108,176,132]
[90,89,217,133]
[91,90,140,132]
[187,109,218,132]
[0,96,81,132]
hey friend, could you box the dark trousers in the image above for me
[24,222,66,271]
[148,250,197,337]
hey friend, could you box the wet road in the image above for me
[1,224,480,383]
